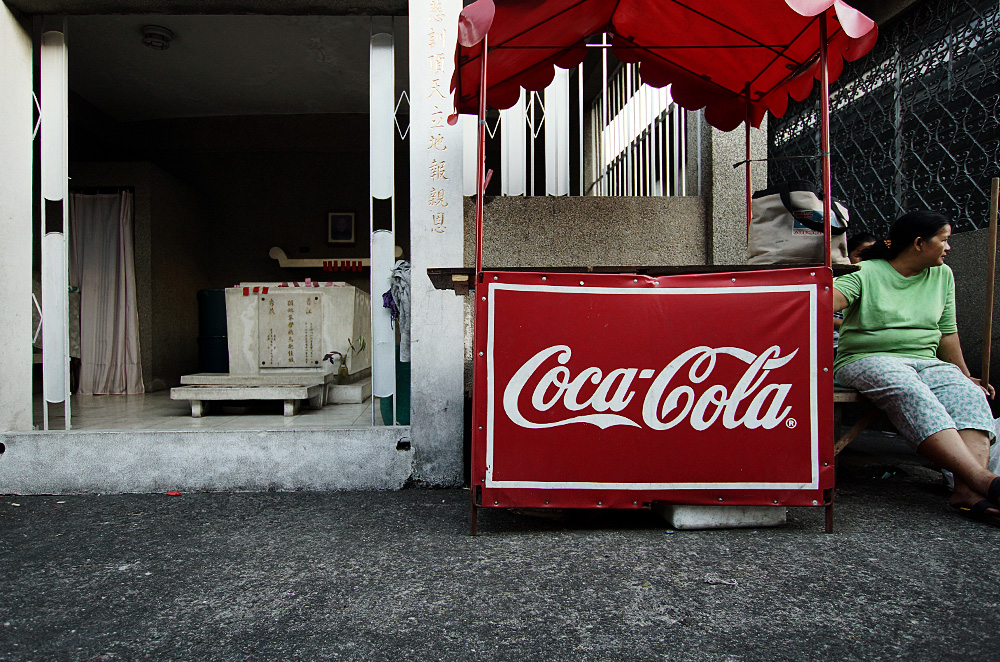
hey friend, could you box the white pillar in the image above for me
[0,6,34,432]
[370,230,396,399]
[370,31,396,417]
[409,0,465,485]
[40,28,71,429]
[544,68,570,196]
[500,89,526,196]
[370,32,395,201]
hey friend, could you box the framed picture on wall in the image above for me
[327,213,356,245]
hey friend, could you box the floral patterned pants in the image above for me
[835,356,995,450]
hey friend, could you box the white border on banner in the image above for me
[485,283,820,490]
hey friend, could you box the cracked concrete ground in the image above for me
[2,432,998,661]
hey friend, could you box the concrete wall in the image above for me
[852,0,921,25]
[5,0,408,15]
[945,227,1000,409]
[704,119,768,266]
[150,166,212,389]
[463,195,707,268]
[72,113,410,288]
[69,161,207,391]
[0,5,33,432]
[0,427,414,494]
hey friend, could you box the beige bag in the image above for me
[748,181,850,265]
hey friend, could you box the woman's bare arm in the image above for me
[832,288,849,313]
[938,332,995,398]
[938,332,971,375]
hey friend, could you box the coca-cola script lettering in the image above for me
[503,344,798,431]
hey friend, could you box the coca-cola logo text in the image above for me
[502,345,799,431]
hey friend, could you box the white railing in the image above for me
[466,36,689,198]
[590,60,686,197]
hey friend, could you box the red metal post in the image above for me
[470,35,489,535]
[745,82,752,241]
[819,14,833,269]
[474,35,488,277]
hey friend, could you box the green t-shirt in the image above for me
[832,259,957,373]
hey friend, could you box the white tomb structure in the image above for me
[171,282,372,416]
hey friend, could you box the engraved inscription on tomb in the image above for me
[258,292,323,368]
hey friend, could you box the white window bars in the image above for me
[590,61,686,197]
[466,39,688,198]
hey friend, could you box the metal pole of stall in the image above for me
[819,13,833,269]
[470,33,489,535]
[744,82,752,240]
[982,178,999,390]
[474,35,488,277]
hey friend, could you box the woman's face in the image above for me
[917,224,951,267]
[849,240,875,264]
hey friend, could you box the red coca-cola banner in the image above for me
[472,267,834,509]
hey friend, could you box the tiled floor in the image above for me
[33,390,384,431]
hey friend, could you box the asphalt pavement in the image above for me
[2,434,999,662]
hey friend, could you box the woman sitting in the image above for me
[833,210,999,526]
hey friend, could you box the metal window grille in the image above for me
[768,0,999,235]
[477,41,688,197]
[589,60,687,196]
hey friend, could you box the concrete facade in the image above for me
[407,0,466,487]
[0,4,33,433]
[944,227,1000,395]
[463,195,709,268]
[0,0,849,495]
[705,119,767,266]
[0,427,413,494]
[4,0,407,14]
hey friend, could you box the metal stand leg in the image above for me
[470,486,479,536]
[824,488,834,534]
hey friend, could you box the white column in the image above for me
[409,0,465,485]
[370,230,396,401]
[370,31,396,417]
[544,68,570,196]
[500,89,526,196]
[41,29,70,428]
[0,5,34,432]
[370,32,395,200]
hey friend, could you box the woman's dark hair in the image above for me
[847,232,876,254]
[858,210,950,261]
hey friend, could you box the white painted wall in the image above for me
[408,0,465,485]
[0,6,33,432]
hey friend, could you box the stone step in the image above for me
[327,377,372,404]
[170,383,325,417]
[181,372,333,386]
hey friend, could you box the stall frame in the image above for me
[445,0,879,533]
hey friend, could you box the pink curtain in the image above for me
[68,192,144,395]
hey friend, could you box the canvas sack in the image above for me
[748,181,850,265]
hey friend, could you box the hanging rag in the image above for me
[389,260,411,362]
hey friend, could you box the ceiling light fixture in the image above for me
[141,25,174,50]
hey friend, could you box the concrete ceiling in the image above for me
[7,0,407,15]
[66,14,409,121]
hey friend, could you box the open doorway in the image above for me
[36,14,411,430]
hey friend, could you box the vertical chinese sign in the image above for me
[410,0,466,484]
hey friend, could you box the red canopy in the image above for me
[451,0,877,131]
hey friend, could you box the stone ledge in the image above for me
[0,427,413,494]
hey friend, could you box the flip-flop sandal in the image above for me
[988,476,1000,510]
[953,500,1000,528]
